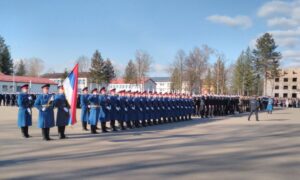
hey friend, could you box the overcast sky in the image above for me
[0,0,299,76]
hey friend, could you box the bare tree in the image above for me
[184,46,212,94]
[135,50,153,90]
[25,58,45,77]
[75,55,90,73]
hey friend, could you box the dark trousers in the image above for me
[82,121,88,130]
[21,126,29,138]
[57,126,66,139]
[248,110,259,121]
[42,128,51,140]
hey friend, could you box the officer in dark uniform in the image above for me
[80,87,89,131]
[6,93,10,106]
[17,84,34,138]
[54,84,70,139]
[34,84,55,141]
[11,94,16,106]
[0,93,3,106]
[248,96,260,121]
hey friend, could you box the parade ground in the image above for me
[0,107,300,180]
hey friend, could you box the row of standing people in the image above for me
[81,87,195,134]
[17,83,195,141]
[193,95,246,118]
[0,93,18,106]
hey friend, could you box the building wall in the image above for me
[50,77,91,92]
[156,81,171,93]
[0,82,57,94]
[108,81,156,92]
[266,68,300,98]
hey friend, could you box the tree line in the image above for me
[0,32,281,96]
[169,32,281,96]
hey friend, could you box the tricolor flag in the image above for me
[63,64,79,125]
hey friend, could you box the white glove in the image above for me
[28,96,32,100]
[63,107,69,112]
[88,105,91,108]
[50,96,54,101]
[42,107,46,111]
[27,108,31,115]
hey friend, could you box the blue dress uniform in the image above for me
[132,96,140,127]
[128,96,135,126]
[108,94,118,131]
[267,98,273,114]
[54,93,70,139]
[34,92,55,141]
[121,95,131,128]
[115,95,125,130]
[99,93,108,133]
[138,96,146,127]
[88,92,100,134]
[80,93,89,131]
[17,91,33,138]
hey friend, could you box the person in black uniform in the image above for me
[6,93,11,106]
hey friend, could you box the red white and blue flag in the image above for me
[63,64,79,125]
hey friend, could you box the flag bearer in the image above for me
[54,84,70,139]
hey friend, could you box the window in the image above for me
[283,86,288,90]
[283,93,288,98]
[274,93,279,97]
[275,78,280,82]
[275,86,279,90]
[293,78,297,82]
[292,93,297,98]
[284,78,288,82]
[2,85,8,92]
[292,86,297,90]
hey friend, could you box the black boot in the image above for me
[82,122,89,131]
[24,126,30,138]
[126,121,132,129]
[120,121,126,130]
[111,120,117,131]
[21,127,28,138]
[59,126,66,139]
[142,120,147,127]
[44,128,51,141]
[101,122,108,133]
[42,128,47,140]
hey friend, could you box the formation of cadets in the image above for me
[16,83,194,141]
[15,82,254,141]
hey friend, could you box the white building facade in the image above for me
[265,68,300,98]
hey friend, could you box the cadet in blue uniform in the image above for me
[34,84,55,141]
[266,97,273,114]
[54,84,70,139]
[88,88,100,134]
[80,87,89,131]
[108,88,118,131]
[17,84,33,138]
[99,87,108,132]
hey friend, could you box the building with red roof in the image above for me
[0,74,57,93]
